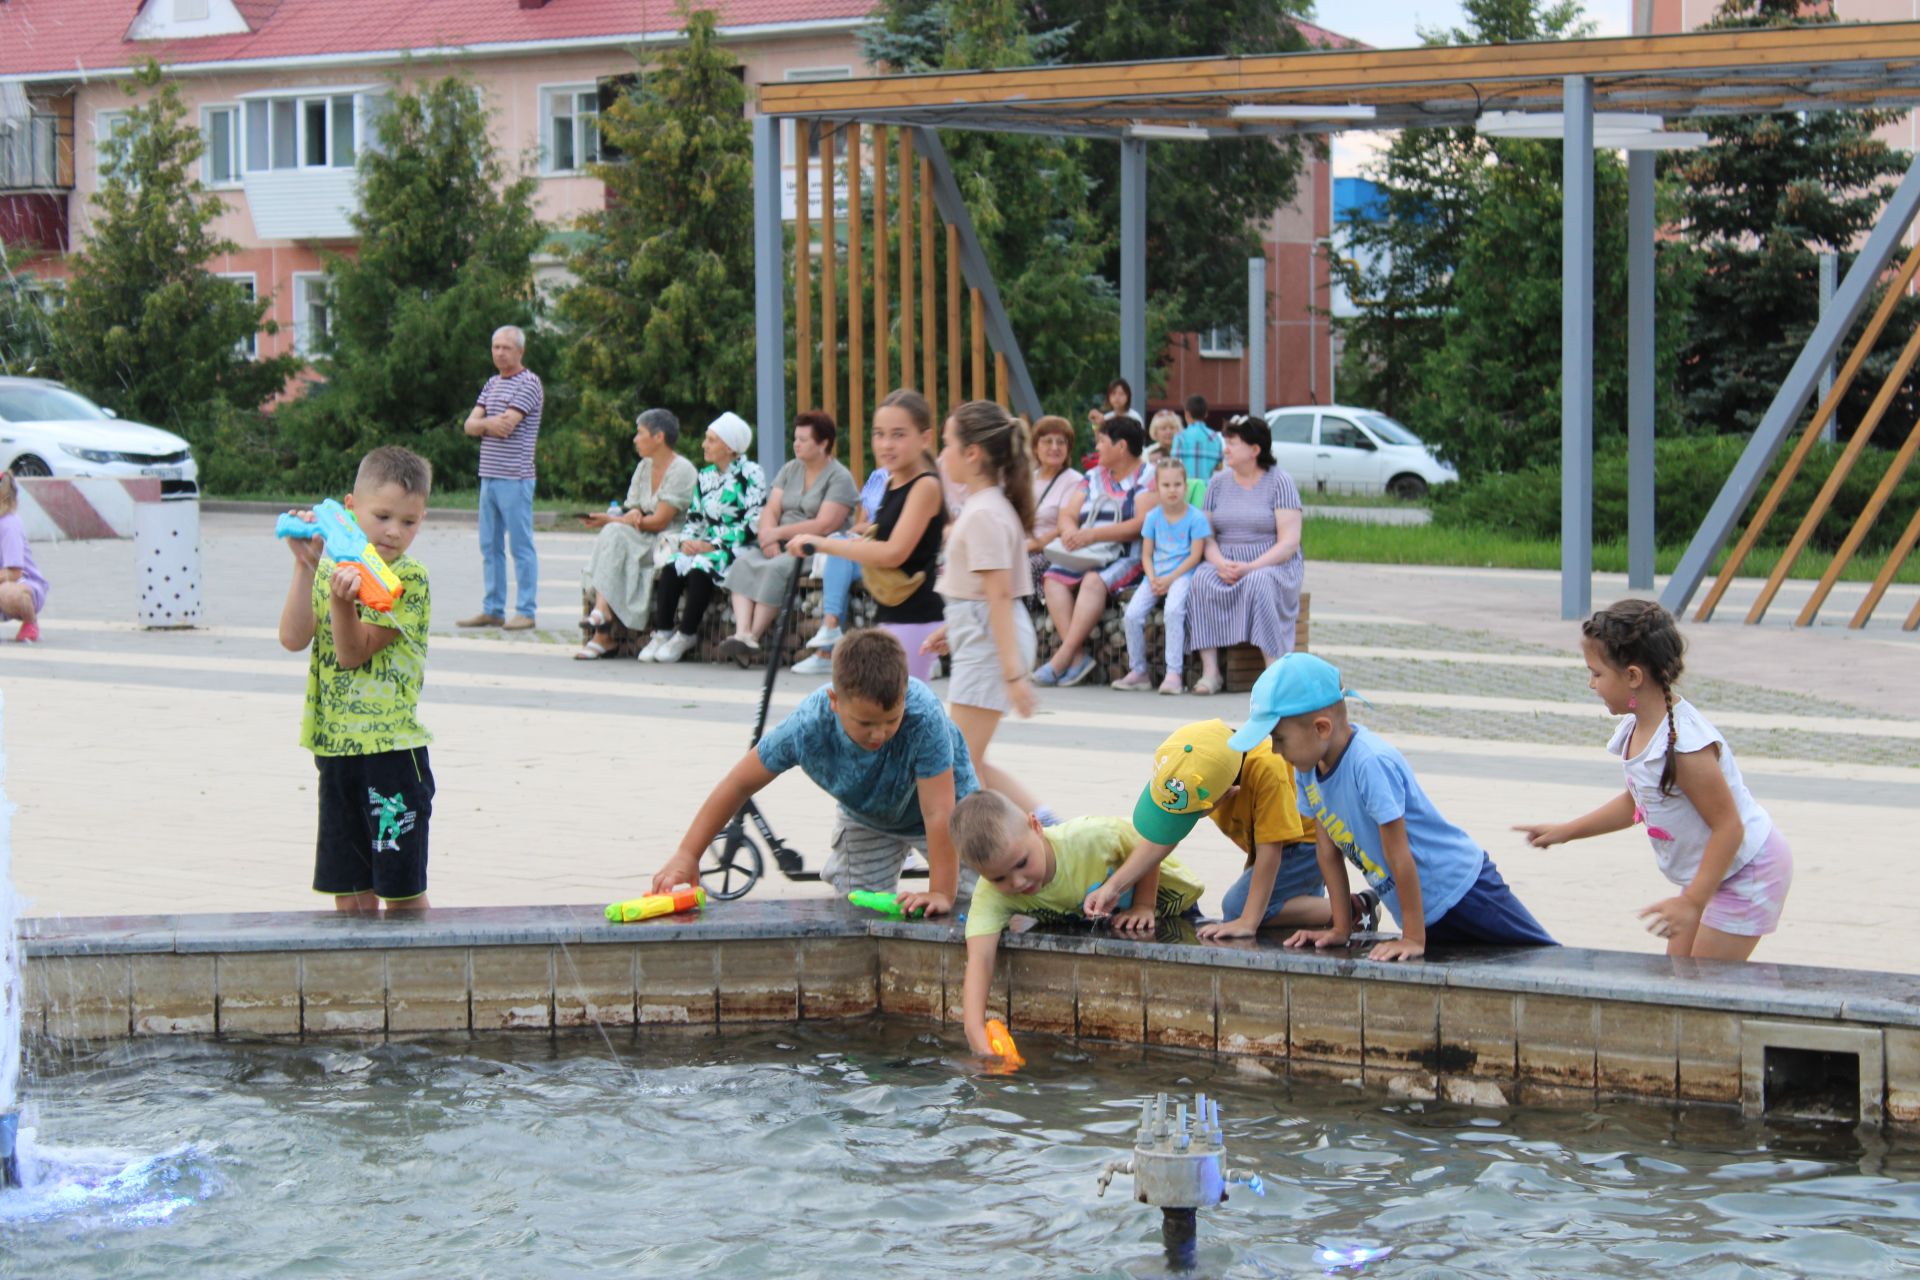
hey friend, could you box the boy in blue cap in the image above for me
[1231,653,1554,961]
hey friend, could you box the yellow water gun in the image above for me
[605,886,707,923]
[985,1018,1025,1069]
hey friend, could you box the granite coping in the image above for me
[20,900,1920,1029]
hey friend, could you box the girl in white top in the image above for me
[1516,599,1791,961]
[926,401,1047,817]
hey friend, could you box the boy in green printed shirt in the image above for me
[278,446,436,912]
[950,790,1204,1057]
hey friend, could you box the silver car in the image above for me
[0,377,200,499]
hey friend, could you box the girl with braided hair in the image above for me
[1515,599,1791,961]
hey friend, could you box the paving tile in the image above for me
[39,955,130,1041]
[1598,1002,1677,1100]
[1517,994,1598,1090]
[301,951,387,1035]
[717,939,799,1023]
[1076,953,1144,1044]
[217,952,301,1036]
[878,939,944,1022]
[1217,969,1287,1058]
[131,954,216,1036]
[1289,974,1362,1067]
[1142,962,1215,1051]
[1439,989,1516,1079]
[1008,949,1076,1037]
[470,946,554,1031]
[554,944,637,1029]
[800,938,876,1020]
[1363,983,1438,1071]
[387,948,470,1033]
[637,943,717,1026]
[1677,1009,1743,1104]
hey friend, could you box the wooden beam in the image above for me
[795,119,811,416]
[1796,412,1920,626]
[898,127,915,394]
[820,124,837,427]
[946,223,962,415]
[1850,502,1920,628]
[920,155,936,406]
[1699,238,1920,620]
[847,124,864,486]
[971,287,986,401]
[996,351,1008,410]
[872,125,888,406]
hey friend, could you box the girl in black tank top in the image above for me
[873,469,946,625]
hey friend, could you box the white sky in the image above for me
[1317,1,1634,177]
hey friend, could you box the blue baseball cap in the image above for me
[1226,653,1361,751]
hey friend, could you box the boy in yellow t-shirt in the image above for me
[1082,719,1379,939]
[950,790,1203,1057]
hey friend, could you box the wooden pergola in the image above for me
[749,22,1920,626]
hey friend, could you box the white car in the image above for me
[0,377,200,499]
[1262,404,1457,500]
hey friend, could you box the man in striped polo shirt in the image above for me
[460,325,543,630]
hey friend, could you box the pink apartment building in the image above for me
[0,0,1337,414]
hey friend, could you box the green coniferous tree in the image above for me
[281,75,545,489]
[48,62,297,440]
[549,2,755,490]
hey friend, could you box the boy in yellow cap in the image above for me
[1082,719,1379,938]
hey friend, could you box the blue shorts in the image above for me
[1425,855,1556,947]
[1220,841,1328,922]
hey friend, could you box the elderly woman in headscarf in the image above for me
[576,408,700,660]
[639,411,768,664]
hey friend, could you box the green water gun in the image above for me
[847,890,926,920]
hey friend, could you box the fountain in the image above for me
[2,692,22,1190]
[1097,1092,1263,1270]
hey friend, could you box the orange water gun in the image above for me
[985,1018,1025,1068]
[605,886,707,923]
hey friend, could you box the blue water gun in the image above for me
[276,500,405,613]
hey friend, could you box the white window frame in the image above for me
[216,272,258,359]
[538,83,601,175]
[1198,326,1244,359]
[94,110,131,184]
[239,89,364,174]
[291,272,330,357]
[201,103,242,188]
[780,67,852,160]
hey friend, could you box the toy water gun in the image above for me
[847,890,926,920]
[984,1018,1025,1068]
[605,886,707,923]
[276,499,405,613]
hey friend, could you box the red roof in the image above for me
[1296,20,1367,51]
[0,0,875,80]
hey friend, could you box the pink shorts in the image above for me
[1700,826,1792,937]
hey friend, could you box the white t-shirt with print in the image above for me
[1607,698,1773,889]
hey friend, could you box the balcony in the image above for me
[0,112,74,252]
[241,167,360,240]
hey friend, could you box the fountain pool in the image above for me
[5,1021,1920,1278]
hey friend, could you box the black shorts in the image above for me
[313,747,434,900]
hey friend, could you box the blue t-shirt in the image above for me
[756,679,978,837]
[1142,505,1212,577]
[1294,725,1480,928]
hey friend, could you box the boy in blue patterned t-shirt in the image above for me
[1114,458,1213,695]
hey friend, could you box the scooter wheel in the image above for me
[701,826,765,901]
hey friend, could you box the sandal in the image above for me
[1190,673,1225,696]
[580,608,608,633]
[573,639,611,661]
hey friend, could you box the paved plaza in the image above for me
[4,509,1916,971]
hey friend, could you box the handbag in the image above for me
[857,525,926,606]
[1042,536,1123,574]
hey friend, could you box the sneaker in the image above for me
[457,613,504,628]
[802,624,843,651]
[1031,662,1061,687]
[1059,654,1097,687]
[15,621,38,645]
[656,631,695,663]
[1351,889,1382,934]
[1111,669,1154,691]
[636,632,668,662]
[1158,672,1183,695]
[792,651,833,676]
[503,615,536,631]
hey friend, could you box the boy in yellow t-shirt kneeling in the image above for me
[950,790,1204,1057]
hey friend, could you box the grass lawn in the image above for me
[1302,516,1920,585]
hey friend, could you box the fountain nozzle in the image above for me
[1,1110,19,1190]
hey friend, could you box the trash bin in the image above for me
[134,498,203,628]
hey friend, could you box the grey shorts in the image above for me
[943,597,1036,715]
[823,811,977,898]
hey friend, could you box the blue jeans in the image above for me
[820,545,860,622]
[479,476,539,619]
[1219,841,1328,922]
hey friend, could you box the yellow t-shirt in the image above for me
[1207,740,1316,862]
[965,815,1205,938]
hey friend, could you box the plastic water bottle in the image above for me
[607,501,623,516]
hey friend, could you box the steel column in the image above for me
[1247,256,1268,418]
[1120,136,1148,410]
[752,113,786,476]
[1661,149,1920,617]
[1627,148,1656,592]
[912,127,1042,422]
[1561,76,1595,620]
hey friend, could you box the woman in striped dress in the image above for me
[1182,416,1303,695]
